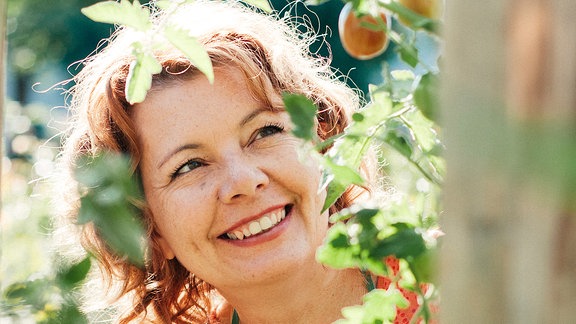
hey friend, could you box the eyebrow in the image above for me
[156,108,269,169]
[240,107,268,127]
[157,143,201,169]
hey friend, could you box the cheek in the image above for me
[145,187,209,242]
[293,156,325,209]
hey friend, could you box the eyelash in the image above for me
[254,122,285,140]
[170,122,285,180]
[170,159,205,179]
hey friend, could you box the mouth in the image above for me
[220,204,293,241]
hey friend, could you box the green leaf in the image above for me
[242,0,273,13]
[57,257,91,290]
[318,208,391,276]
[321,92,393,211]
[316,222,360,269]
[396,38,419,68]
[154,0,171,10]
[75,152,146,266]
[381,108,445,185]
[3,279,53,310]
[163,25,214,84]
[304,0,331,5]
[282,93,318,141]
[56,304,88,324]
[382,69,417,101]
[125,44,162,104]
[383,118,415,158]
[380,1,441,34]
[154,0,196,10]
[414,72,440,122]
[336,288,408,324]
[321,159,365,211]
[77,196,98,225]
[81,0,151,32]
[409,247,438,283]
[372,223,427,260]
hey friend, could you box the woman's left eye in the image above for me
[254,123,285,140]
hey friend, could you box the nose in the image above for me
[218,155,269,203]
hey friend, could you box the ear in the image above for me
[155,234,176,260]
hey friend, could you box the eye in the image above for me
[171,159,205,178]
[254,123,285,141]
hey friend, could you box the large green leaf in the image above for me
[82,0,151,32]
[316,222,360,269]
[75,152,146,267]
[282,93,318,142]
[335,288,409,324]
[371,223,427,260]
[414,72,440,122]
[163,25,214,84]
[56,257,92,290]
[125,43,162,104]
[320,159,365,212]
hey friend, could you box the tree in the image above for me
[440,0,576,322]
[6,0,110,103]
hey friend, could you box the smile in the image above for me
[224,205,292,240]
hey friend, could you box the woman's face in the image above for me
[133,67,328,290]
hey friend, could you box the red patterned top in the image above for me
[378,256,437,324]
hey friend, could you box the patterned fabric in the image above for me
[377,256,422,324]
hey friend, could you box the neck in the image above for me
[218,265,367,324]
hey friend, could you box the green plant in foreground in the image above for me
[284,68,443,323]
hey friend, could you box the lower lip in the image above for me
[222,209,292,247]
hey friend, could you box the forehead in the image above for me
[134,67,252,121]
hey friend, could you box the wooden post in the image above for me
[0,0,7,201]
[440,0,576,323]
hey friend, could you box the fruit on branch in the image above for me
[338,3,391,60]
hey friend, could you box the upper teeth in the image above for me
[226,208,286,240]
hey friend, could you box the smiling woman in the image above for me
[54,0,422,323]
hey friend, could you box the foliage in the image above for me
[1,0,443,323]
[75,153,146,267]
[285,69,443,322]
[2,257,91,324]
[0,100,89,322]
[6,0,111,103]
[81,0,272,103]
[6,0,109,75]
[336,288,409,324]
[288,0,444,321]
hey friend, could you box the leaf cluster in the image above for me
[1,257,92,323]
[281,4,444,318]
[80,0,273,104]
[81,0,214,103]
[74,152,146,267]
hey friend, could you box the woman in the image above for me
[57,0,421,322]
